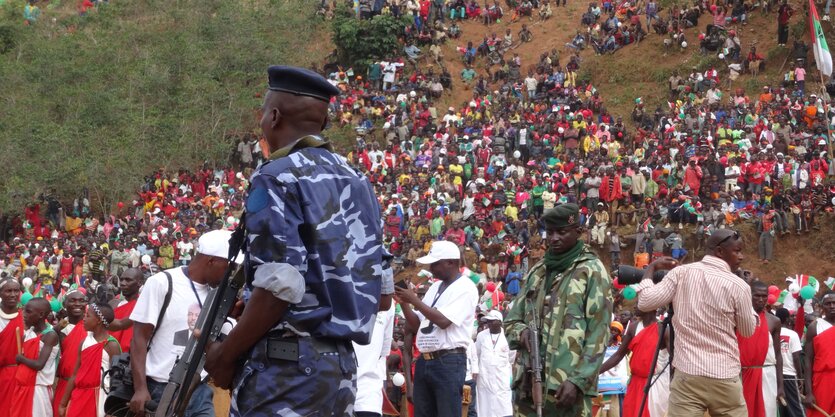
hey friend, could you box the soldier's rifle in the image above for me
[528,294,544,417]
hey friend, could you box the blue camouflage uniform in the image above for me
[232,134,387,417]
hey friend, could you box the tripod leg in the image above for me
[637,312,673,417]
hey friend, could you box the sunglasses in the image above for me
[717,231,740,247]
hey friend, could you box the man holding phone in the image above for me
[395,241,478,417]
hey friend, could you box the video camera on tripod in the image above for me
[613,264,669,285]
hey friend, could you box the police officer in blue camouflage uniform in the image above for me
[204,66,391,417]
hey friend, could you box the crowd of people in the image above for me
[1,0,835,416]
[323,0,835,416]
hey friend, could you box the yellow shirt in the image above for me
[504,205,519,221]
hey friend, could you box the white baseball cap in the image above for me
[483,309,503,322]
[197,230,244,264]
[416,241,461,264]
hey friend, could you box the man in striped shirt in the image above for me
[635,229,758,417]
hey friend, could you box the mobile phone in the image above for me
[395,280,409,290]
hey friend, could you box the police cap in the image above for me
[268,65,340,102]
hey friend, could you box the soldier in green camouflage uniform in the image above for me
[504,203,613,417]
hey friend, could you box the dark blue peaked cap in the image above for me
[267,65,340,102]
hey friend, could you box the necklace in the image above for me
[491,332,501,348]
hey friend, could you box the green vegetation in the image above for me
[330,3,411,70]
[0,0,330,212]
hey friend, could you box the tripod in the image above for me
[637,304,674,417]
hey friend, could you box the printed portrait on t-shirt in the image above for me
[173,302,201,346]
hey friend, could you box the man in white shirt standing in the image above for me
[775,308,804,417]
[395,241,478,417]
[475,310,513,417]
[128,230,240,416]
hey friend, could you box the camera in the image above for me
[614,265,668,285]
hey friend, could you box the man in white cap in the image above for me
[475,310,513,417]
[395,241,478,417]
[128,229,240,416]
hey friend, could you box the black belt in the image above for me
[421,347,466,360]
[265,336,346,362]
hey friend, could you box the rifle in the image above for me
[155,222,247,417]
[528,295,544,417]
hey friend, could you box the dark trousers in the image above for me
[147,378,214,417]
[355,413,382,417]
[413,352,466,417]
[780,377,804,417]
[778,24,789,44]
[232,337,357,417]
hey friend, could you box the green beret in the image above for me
[542,203,580,229]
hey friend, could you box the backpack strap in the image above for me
[147,271,173,349]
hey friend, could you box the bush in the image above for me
[330,4,411,71]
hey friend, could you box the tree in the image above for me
[330,4,410,70]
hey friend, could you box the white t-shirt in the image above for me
[779,327,802,376]
[177,241,193,262]
[415,276,478,353]
[130,267,209,382]
[724,165,741,180]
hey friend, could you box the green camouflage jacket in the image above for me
[504,247,612,403]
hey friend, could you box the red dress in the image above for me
[110,299,138,353]
[622,322,657,417]
[809,321,835,417]
[53,324,88,417]
[9,332,41,417]
[0,313,24,417]
[737,311,768,417]
[66,335,116,417]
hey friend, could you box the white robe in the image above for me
[648,348,671,417]
[352,305,395,414]
[474,329,513,417]
[24,328,59,417]
[763,332,778,417]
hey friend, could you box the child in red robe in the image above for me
[58,303,121,417]
[10,297,60,417]
[737,310,769,417]
[0,279,24,417]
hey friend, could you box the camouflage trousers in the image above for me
[514,396,593,417]
[231,337,357,417]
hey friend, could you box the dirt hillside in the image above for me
[413,2,835,285]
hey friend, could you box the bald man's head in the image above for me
[120,268,144,299]
[23,297,50,327]
[260,90,330,151]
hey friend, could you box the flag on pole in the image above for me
[810,0,833,77]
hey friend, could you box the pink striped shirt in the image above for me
[635,255,758,379]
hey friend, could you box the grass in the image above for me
[0,0,332,211]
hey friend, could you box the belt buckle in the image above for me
[422,352,433,360]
